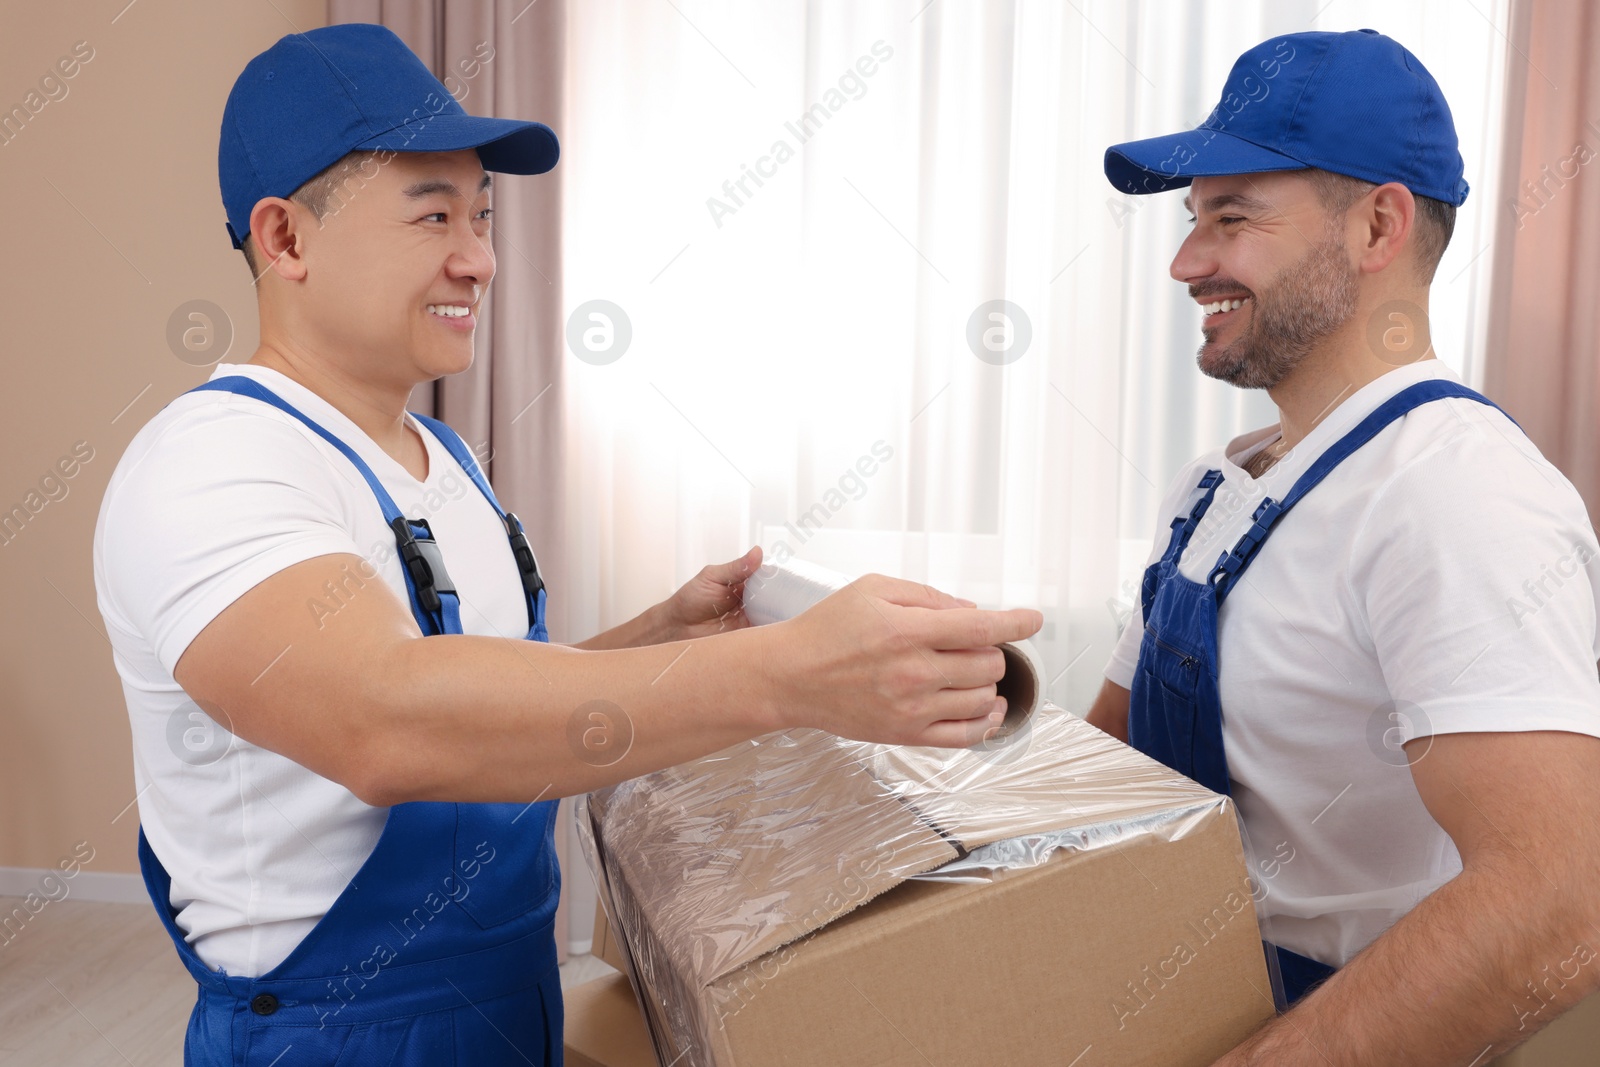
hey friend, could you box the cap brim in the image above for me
[1104,129,1306,195]
[357,113,560,175]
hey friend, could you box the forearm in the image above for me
[571,601,679,650]
[1217,859,1600,1065]
[359,625,784,805]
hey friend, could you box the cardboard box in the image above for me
[579,708,1278,1066]
[593,899,631,975]
[575,912,1600,1067]
[564,973,658,1067]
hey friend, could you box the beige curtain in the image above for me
[1484,0,1600,526]
[326,0,574,958]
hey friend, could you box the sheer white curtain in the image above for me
[558,0,1137,714]
[554,0,1508,944]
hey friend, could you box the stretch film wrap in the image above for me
[577,589,1254,1066]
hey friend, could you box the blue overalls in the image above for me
[1127,379,1515,1008]
[138,376,563,1065]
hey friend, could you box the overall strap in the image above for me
[1142,469,1226,619]
[1176,469,1227,549]
[185,377,464,638]
[411,413,549,642]
[1208,380,1516,603]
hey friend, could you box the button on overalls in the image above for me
[1128,379,1515,1007]
[138,376,563,1065]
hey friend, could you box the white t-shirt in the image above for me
[1104,359,1600,967]
[92,362,531,977]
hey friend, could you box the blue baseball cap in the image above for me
[219,23,559,250]
[1104,29,1469,206]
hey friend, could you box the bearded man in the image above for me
[1085,28,1600,1066]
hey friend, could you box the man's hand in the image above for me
[660,545,763,641]
[573,546,762,650]
[765,573,1044,748]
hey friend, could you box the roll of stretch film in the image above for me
[742,560,1045,736]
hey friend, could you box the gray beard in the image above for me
[1197,235,1360,390]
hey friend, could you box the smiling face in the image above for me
[255,149,497,391]
[1171,171,1360,390]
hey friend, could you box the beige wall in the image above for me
[0,0,326,876]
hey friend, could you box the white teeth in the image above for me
[427,304,470,318]
[1202,298,1248,315]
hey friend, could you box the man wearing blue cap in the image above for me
[92,24,1041,1066]
[1086,29,1600,1064]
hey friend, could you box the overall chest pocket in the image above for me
[452,801,559,930]
[1140,623,1204,700]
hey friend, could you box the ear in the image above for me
[247,197,309,282]
[1357,182,1415,276]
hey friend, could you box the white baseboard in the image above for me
[0,867,149,905]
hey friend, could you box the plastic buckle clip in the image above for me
[1209,549,1245,590]
[390,516,455,614]
[502,511,546,601]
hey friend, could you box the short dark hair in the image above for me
[1305,168,1455,283]
[239,150,380,279]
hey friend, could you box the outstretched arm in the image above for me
[175,550,1043,807]
[1213,729,1600,1066]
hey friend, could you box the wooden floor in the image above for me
[0,896,614,1065]
[0,895,191,1066]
